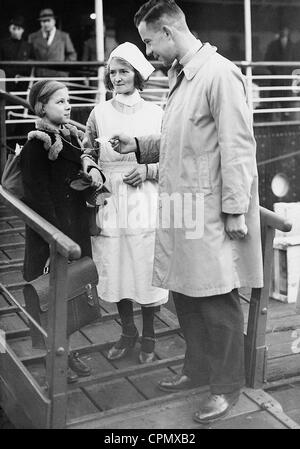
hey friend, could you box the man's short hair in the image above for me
[134,0,185,28]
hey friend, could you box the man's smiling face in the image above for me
[138,20,177,67]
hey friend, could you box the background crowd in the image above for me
[2,6,300,89]
[0,8,119,86]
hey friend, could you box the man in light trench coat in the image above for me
[110,0,264,424]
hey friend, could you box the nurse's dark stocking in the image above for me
[139,306,155,364]
[107,299,138,361]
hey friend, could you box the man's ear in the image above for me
[162,25,174,40]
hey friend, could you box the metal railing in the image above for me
[2,60,300,125]
[0,184,81,428]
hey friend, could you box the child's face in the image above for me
[43,88,71,126]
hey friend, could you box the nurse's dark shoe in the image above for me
[107,329,139,361]
[138,337,155,364]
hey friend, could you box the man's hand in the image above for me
[225,214,248,240]
[123,165,147,187]
[109,132,137,154]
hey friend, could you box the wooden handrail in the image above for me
[260,205,293,232]
[0,187,81,259]
[0,187,81,428]
[0,89,32,111]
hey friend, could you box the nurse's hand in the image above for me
[123,165,147,187]
[225,214,248,240]
[109,133,137,154]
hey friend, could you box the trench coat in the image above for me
[20,131,91,282]
[136,42,264,297]
[28,29,77,77]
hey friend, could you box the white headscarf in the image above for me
[108,42,155,80]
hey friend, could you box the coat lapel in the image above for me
[49,30,60,50]
[35,30,48,51]
[59,138,82,165]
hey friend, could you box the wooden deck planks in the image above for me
[9,337,45,360]
[267,384,300,413]
[267,354,300,380]
[83,378,146,412]
[80,320,121,345]
[0,234,24,245]
[128,367,180,400]
[210,410,287,429]
[155,334,186,360]
[0,270,25,285]
[0,293,8,308]
[67,389,99,421]
[76,351,115,376]
[69,331,92,348]
[0,312,28,332]
[3,248,25,260]
[67,388,264,429]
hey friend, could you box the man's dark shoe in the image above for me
[67,368,79,384]
[107,329,139,361]
[158,374,194,392]
[193,391,240,424]
[68,352,91,377]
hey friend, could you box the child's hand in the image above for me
[89,168,104,189]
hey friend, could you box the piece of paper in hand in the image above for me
[15,143,23,156]
[95,136,110,145]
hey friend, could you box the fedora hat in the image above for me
[38,8,56,21]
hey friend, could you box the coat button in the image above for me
[66,194,70,199]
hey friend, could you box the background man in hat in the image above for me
[28,8,77,77]
[0,16,33,92]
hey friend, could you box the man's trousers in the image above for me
[172,289,245,394]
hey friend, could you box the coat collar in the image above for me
[27,119,84,161]
[36,29,60,47]
[169,42,218,83]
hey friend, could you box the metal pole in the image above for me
[0,72,7,176]
[95,0,106,103]
[244,0,253,115]
[47,245,69,429]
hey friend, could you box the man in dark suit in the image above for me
[0,16,33,92]
[264,27,297,119]
[28,8,77,77]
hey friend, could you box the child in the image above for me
[20,79,102,383]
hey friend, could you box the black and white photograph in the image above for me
[0,0,300,433]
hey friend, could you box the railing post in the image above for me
[46,242,69,429]
[95,0,106,103]
[245,221,275,388]
[0,70,7,176]
[244,0,254,114]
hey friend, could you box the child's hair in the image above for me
[104,57,145,92]
[29,79,67,117]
